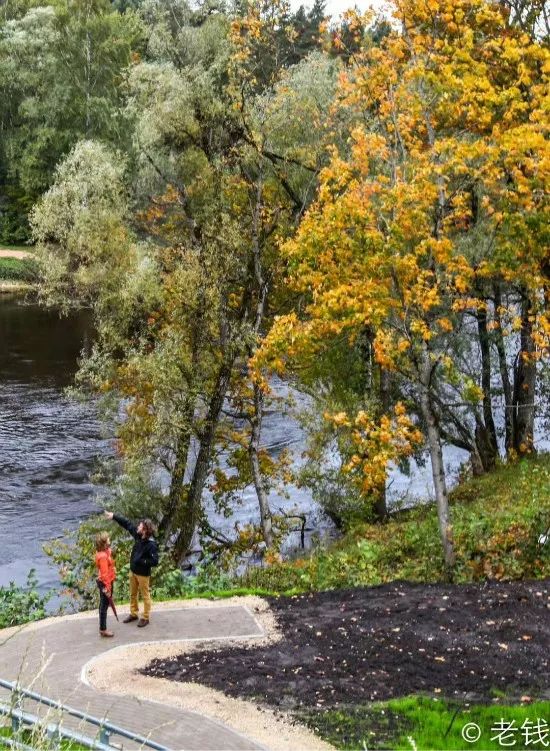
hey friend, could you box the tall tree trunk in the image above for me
[493,284,514,454]
[158,395,195,539]
[475,305,499,470]
[160,249,209,538]
[247,176,274,545]
[512,293,536,454]
[373,363,389,519]
[173,358,234,563]
[419,345,455,570]
[249,383,273,547]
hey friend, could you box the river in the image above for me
[0,295,469,595]
[0,296,109,591]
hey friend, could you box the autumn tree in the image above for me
[259,0,549,569]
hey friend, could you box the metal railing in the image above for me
[0,679,170,751]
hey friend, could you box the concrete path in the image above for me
[0,602,267,751]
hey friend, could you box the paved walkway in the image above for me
[0,603,267,751]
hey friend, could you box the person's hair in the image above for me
[95,531,110,552]
[140,519,156,539]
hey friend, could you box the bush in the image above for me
[0,570,51,627]
[152,564,237,599]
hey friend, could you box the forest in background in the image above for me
[0,0,549,598]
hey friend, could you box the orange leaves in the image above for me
[324,403,423,495]
[256,0,549,512]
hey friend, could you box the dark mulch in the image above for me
[143,580,550,710]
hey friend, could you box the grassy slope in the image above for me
[138,456,549,602]
[233,455,550,594]
[0,256,38,282]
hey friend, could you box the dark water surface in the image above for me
[0,296,108,590]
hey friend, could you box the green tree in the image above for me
[0,0,143,240]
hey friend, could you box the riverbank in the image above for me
[0,247,37,292]
[231,455,550,594]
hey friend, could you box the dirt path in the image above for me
[143,580,550,710]
[0,248,32,259]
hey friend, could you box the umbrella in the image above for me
[105,590,119,621]
[99,583,119,621]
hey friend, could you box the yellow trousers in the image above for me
[129,572,152,619]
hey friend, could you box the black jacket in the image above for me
[113,514,159,577]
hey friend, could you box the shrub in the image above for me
[0,570,50,628]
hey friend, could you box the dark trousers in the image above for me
[98,581,113,631]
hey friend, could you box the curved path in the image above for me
[0,601,268,751]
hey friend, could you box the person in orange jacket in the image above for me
[95,531,116,637]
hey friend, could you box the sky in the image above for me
[290,0,388,20]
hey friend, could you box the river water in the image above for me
[0,296,333,593]
[0,296,109,591]
[0,295,469,595]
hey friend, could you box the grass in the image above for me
[0,256,38,283]
[229,455,550,594]
[0,723,88,750]
[302,696,550,750]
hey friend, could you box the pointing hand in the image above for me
[104,511,114,520]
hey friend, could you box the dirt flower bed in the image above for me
[143,579,549,710]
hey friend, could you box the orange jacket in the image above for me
[95,548,116,590]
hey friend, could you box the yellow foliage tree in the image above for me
[258,0,549,569]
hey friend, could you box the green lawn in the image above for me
[0,256,38,282]
[304,697,550,750]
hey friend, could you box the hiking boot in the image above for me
[100,630,114,638]
[123,614,139,623]
[137,618,149,628]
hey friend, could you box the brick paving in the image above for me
[0,604,266,750]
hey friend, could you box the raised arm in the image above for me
[104,510,139,540]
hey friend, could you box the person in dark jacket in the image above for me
[104,510,159,627]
